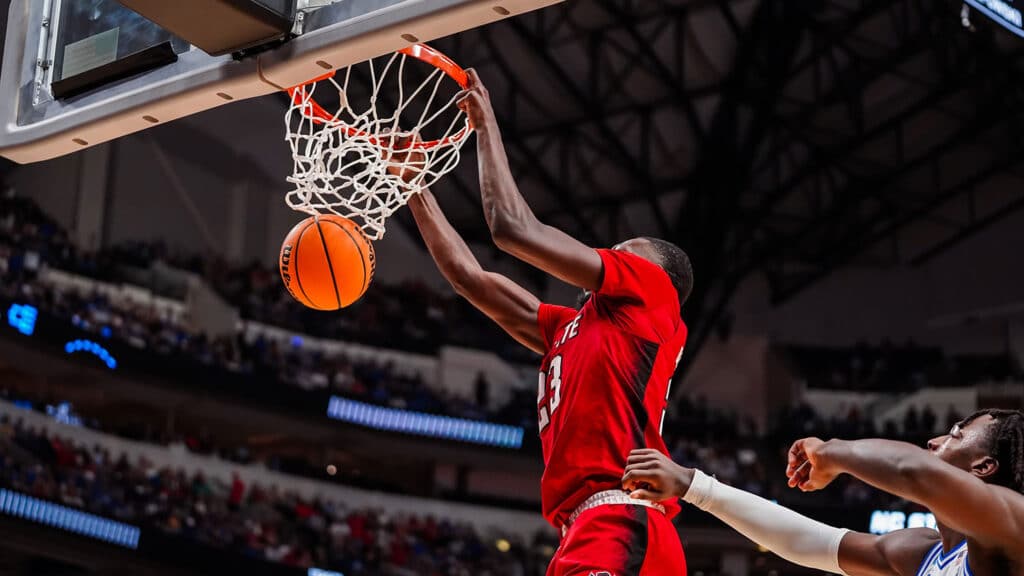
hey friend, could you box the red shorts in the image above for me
[546,504,687,576]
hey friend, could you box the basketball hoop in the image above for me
[284,44,472,240]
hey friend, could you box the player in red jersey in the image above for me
[394,70,694,575]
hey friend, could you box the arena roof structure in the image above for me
[416,0,1024,355]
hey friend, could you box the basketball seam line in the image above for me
[314,219,343,309]
[326,220,368,298]
[293,224,317,309]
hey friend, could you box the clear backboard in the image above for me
[0,0,561,164]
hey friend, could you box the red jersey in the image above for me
[536,249,687,528]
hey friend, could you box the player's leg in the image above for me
[640,511,687,576]
[548,505,685,576]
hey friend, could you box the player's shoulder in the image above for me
[598,247,668,277]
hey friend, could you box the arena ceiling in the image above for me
[422,0,1024,354]
[2,0,1024,360]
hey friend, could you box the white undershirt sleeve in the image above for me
[684,470,849,575]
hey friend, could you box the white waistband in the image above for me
[561,489,666,537]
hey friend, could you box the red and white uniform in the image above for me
[537,249,688,576]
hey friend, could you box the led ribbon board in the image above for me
[0,489,140,548]
[327,396,524,449]
[965,0,1024,37]
[64,339,118,369]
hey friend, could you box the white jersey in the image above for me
[917,541,972,576]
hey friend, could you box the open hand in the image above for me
[455,69,497,131]
[786,437,841,491]
[622,449,695,502]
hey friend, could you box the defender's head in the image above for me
[927,408,1024,494]
[577,237,694,309]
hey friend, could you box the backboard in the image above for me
[0,0,561,164]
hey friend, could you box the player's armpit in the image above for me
[838,529,938,576]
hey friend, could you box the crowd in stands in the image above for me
[0,193,535,427]
[0,413,548,575]
[661,395,965,509]
[784,341,1015,391]
[1,191,1009,572]
[3,273,532,425]
[0,378,956,575]
[4,192,1014,424]
[1,192,525,360]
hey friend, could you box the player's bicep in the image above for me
[459,271,545,354]
[839,530,938,576]
[494,220,604,292]
[922,472,1024,549]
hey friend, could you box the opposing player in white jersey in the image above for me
[622,408,1023,575]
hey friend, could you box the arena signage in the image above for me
[868,510,937,534]
[6,303,37,335]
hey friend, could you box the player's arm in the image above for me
[407,188,545,354]
[787,438,1024,551]
[457,70,604,292]
[623,449,938,576]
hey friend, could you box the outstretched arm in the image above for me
[407,188,545,354]
[623,449,937,576]
[787,438,1024,551]
[457,70,604,291]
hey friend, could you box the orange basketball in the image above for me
[279,215,375,310]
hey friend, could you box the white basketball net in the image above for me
[285,47,472,240]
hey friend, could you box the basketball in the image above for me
[279,214,375,310]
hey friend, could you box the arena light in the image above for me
[0,489,140,548]
[964,0,1024,38]
[64,339,118,369]
[308,569,344,576]
[6,303,38,335]
[326,396,525,449]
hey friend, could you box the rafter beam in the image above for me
[506,17,674,237]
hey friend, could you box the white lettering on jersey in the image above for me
[538,355,564,432]
[557,313,583,347]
